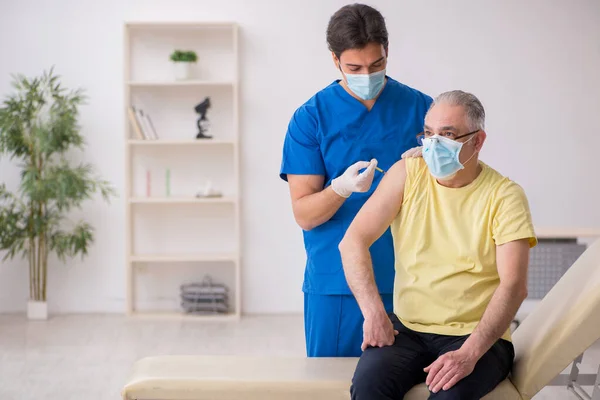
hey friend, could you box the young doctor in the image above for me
[280,3,432,357]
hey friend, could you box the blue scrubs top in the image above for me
[280,77,432,295]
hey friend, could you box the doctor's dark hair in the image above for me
[326,4,389,59]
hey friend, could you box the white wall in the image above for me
[0,0,599,314]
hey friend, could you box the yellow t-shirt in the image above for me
[391,158,537,342]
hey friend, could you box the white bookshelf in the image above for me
[124,22,240,320]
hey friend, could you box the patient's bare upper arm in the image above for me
[343,160,407,247]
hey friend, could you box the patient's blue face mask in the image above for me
[421,131,479,180]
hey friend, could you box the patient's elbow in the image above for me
[338,238,347,253]
[338,236,355,256]
[512,283,528,302]
[519,285,528,301]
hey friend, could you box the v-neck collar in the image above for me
[333,76,391,113]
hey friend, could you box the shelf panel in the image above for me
[129,196,237,205]
[130,253,238,263]
[130,311,239,321]
[128,139,236,146]
[126,22,237,30]
[128,80,234,87]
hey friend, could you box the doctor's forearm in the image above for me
[339,240,386,319]
[462,283,527,359]
[293,186,346,231]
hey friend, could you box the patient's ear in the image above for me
[475,131,487,151]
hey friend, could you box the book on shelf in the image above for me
[127,106,144,140]
[128,106,159,140]
[144,112,159,139]
[138,108,159,140]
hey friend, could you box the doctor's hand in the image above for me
[361,312,398,351]
[401,146,423,159]
[331,159,378,199]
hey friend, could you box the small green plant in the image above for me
[0,68,115,302]
[170,50,198,63]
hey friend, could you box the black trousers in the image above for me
[351,314,514,400]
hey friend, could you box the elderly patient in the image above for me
[339,90,537,400]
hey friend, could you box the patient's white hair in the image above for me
[428,90,486,131]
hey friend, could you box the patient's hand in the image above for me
[401,146,423,159]
[424,349,478,393]
[361,313,398,351]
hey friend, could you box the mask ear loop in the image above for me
[460,133,480,167]
[338,62,349,86]
[338,59,346,76]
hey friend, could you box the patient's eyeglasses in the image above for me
[416,130,479,146]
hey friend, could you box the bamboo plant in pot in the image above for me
[0,69,115,320]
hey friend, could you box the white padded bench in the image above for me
[122,240,600,400]
[121,355,520,400]
[122,356,354,400]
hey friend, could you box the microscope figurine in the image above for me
[195,97,212,139]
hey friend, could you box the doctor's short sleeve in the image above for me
[492,182,538,248]
[280,105,326,182]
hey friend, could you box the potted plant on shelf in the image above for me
[0,68,115,320]
[170,50,197,80]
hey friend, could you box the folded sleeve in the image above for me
[492,182,538,248]
[279,105,325,182]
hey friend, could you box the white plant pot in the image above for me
[27,300,48,320]
[173,62,193,80]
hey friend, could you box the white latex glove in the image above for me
[401,146,423,159]
[331,159,378,198]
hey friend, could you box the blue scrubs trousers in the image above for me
[304,293,394,357]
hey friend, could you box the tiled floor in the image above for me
[0,314,596,399]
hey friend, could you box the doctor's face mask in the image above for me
[335,42,387,100]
